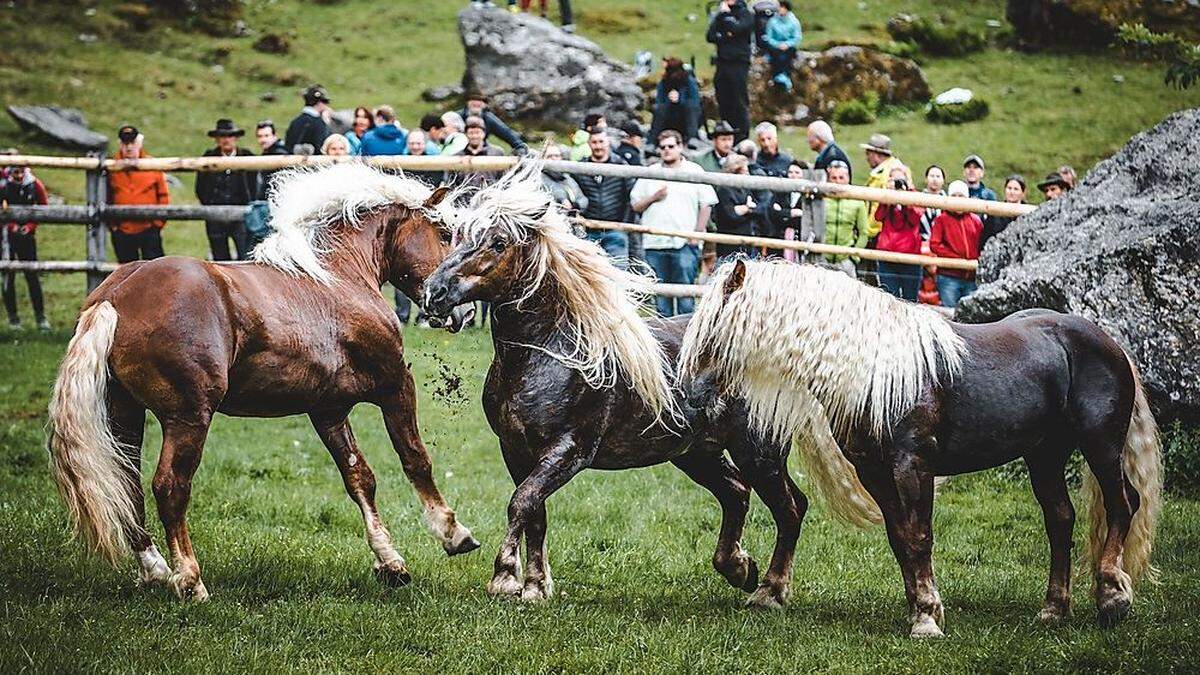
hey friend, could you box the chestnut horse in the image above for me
[424,165,806,605]
[48,163,478,601]
[680,260,1162,637]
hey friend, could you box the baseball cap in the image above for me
[303,84,331,105]
[962,154,985,170]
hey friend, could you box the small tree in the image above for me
[1118,23,1200,90]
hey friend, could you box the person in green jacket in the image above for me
[822,160,868,277]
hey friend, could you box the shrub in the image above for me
[1118,23,1200,89]
[832,98,876,126]
[887,15,987,57]
[1164,423,1200,496]
[926,97,989,124]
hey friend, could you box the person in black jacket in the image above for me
[614,120,645,167]
[459,92,527,154]
[706,0,755,142]
[195,119,256,261]
[284,84,332,154]
[753,121,794,177]
[253,120,289,202]
[713,154,769,259]
[575,127,634,268]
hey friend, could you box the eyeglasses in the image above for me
[659,143,679,150]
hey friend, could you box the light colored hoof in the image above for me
[1037,606,1069,624]
[519,580,553,603]
[487,572,523,597]
[910,614,944,639]
[745,584,788,610]
[136,550,173,588]
[169,574,210,602]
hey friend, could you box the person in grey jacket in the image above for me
[541,144,588,214]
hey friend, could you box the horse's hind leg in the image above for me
[379,372,479,556]
[1080,436,1137,626]
[1026,451,1075,623]
[108,382,171,587]
[672,451,758,593]
[152,417,212,601]
[311,412,411,587]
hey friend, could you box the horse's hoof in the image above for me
[487,572,523,597]
[717,553,760,593]
[1037,606,1069,624]
[374,562,413,588]
[169,574,209,602]
[738,557,761,593]
[745,583,787,610]
[1097,596,1131,628]
[444,534,482,557]
[519,581,552,603]
[910,615,945,639]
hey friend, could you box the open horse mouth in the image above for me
[427,303,476,333]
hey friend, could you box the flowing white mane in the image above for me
[254,162,459,285]
[458,161,681,424]
[681,260,967,446]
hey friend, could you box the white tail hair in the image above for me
[47,302,139,564]
[459,161,681,424]
[1083,357,1162,590]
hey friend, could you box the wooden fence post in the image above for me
[84,152,107,293]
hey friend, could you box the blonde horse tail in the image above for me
[1084,356,1162,589]
[794,412,883,529]
[47,301,138,565]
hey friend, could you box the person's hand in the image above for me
[561,198,572,211]
[653,185,669,202]
[20,224,33,235]
[668,90,680,104]
[790,207,802,218]
[734,204,749,215]
[746,195,756,209]
[718,0,731,12]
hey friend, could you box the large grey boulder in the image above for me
[957,109,1200,424]
[7,106,108,150]
[458,6,643,130]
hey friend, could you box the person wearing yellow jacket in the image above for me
[821,160,869,277]
[860,133,906,238]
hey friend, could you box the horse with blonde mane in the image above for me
[680,259,1162,637]
[423,163,806,605]
[47,163,479,601]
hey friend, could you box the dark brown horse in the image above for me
[423,165,806,605]
[680,259,1163,637]
[48,164,478,601]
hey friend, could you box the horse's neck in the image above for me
[325,219,387,289]
[490,285,568,348]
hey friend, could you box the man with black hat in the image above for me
[962,154,997,201]
[695,121,737,172]
[614,120,645,167]
[458,91,527,154]
[706,0,755,142]
[107,125,169,263]
[195,119,256,261]
[1037,172,1070,201]
[285,84,332,154]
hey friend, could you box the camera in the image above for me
[893,178,908,190]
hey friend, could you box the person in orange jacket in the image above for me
[107,125,168,263]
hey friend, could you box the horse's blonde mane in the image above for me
[681,260,966,446]
[255,162,460,285]
[460,161,681,424]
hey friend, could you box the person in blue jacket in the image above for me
[648,57,701,145]
[764,1,802,91]
[358,106,408,156]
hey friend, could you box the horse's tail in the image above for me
[1084,356,1162,587]
[792,402,883,528]
[47,301,138,564]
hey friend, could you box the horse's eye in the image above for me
[491,240,507,253]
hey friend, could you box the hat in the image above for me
[302,84,331,106]
[619,120,645,138]
[711,120,736,138]
[859,133,892,155]
[962,154,985,170]
[464,116,486,131]
[465,90,488,103]
[117,125,140,143]
[207,119,245,138]
[1037,172,1070,191]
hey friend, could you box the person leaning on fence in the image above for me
[285,84,332,154]
[807,120,851,180]
[438,112,469,157]
[359,106,407,157]
[706,0,755,142]
[630,129,717,318]
[575,124,633,267]
[821,160,868,278]
[344,106,375,155]
[648,58,702,146]
[713,153,767,260]
[768,159,815,262]
[930,180,983,308]
[107,125,168,264]
[763,0,802,92]
[404,131,446,185]
[873,165,925,301]
[195,119,256,261]
[2,164,48,330]
[541,144,589,214]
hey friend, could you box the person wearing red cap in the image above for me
[107,125,169,263]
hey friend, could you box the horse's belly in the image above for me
[221,353,364,416]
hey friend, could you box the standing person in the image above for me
[806,120,850,179]
[648,58,701,144]
[919,164,945,240]
[344,106,375,155]
[284,84,332,154]
[246,120,289,252]
[359,106,407,156]
[768,160,817,262]
[107,125,169,263]
[195,119,256,261]
[929,180,983,308]
[695,120,737,172]
[438,112,469,156]
[575,126,633,267]
[420,113,447,154]
[873,165,924,301]
[821,160,868,277]
[1037,172,1070,201]
[321,134,352,156]
[614,121,645,166]
[2,164,48,330]
[763,0,802,91]
[452,116,506,190]
[540,144,589,214]
[459,92,528,154]
[980,174,1026,250]
[404,131,445,185]
[712,154,765,259]
[630,130,717,317]
[860,132,904,239]
[753,121,793,177]
[1058,164,1077,190]
[962,154,997,201]
[706,0,754,142]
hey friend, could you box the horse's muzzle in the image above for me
[427,303,475,333]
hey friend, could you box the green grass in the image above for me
[2,325,1200,671]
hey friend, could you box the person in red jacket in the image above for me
[929,180,983,308]
[873,165,924,300]
[108,126,169,263]
[2,164,49,330]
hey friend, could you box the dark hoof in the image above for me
[740,558,760,593]
[445,535,482,557]
[374,564,413,588]
[1098,597,1131,628]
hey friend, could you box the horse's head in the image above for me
[678,259,748,412]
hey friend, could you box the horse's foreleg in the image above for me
[311,411,411,587]
[672,451,758,593]
[497,445,552,602]
[379,371,479,557]
[152,417,211,602]
[1027,454,1075,623]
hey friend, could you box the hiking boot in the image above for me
[37,318,51,331]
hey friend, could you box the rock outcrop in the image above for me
[957,109,1200,424]
[459,6,643,130]
[1007,0,1200,48]
[6,106,108,150]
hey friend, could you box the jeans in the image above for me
[111,229,165,263]
[877,261,922,301]
[2,230,44,323]
[586,229,629,269]
[767,47,796,87]
[645,244,700,317]
[205,219,250,261]
[936,274,977,308]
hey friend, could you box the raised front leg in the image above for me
[1027,454,1075,623]
[379,369,479,557]
[311,411,411,587]
[672,450,758,593]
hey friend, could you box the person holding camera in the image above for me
[873,165,924,301]
[706,0,755,142]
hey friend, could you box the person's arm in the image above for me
[632,183,667,213]
[929,215,950,258]
[696,204,712,235]
[715,188,743,222]
[853,202,870,249]
[566,176,588,212]
[485,111,526,152]
[904,205,924,230]
[194,170,208,204]
[682,77,701,107]
[732,3,755,36]
[705,13,722,44]
[156,172,170,206]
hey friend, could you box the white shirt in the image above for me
[630,160,718,250]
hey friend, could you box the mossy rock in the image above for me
[926,97,990,124]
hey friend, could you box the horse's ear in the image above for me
[723,260,747,297]
[423,185,452,209]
